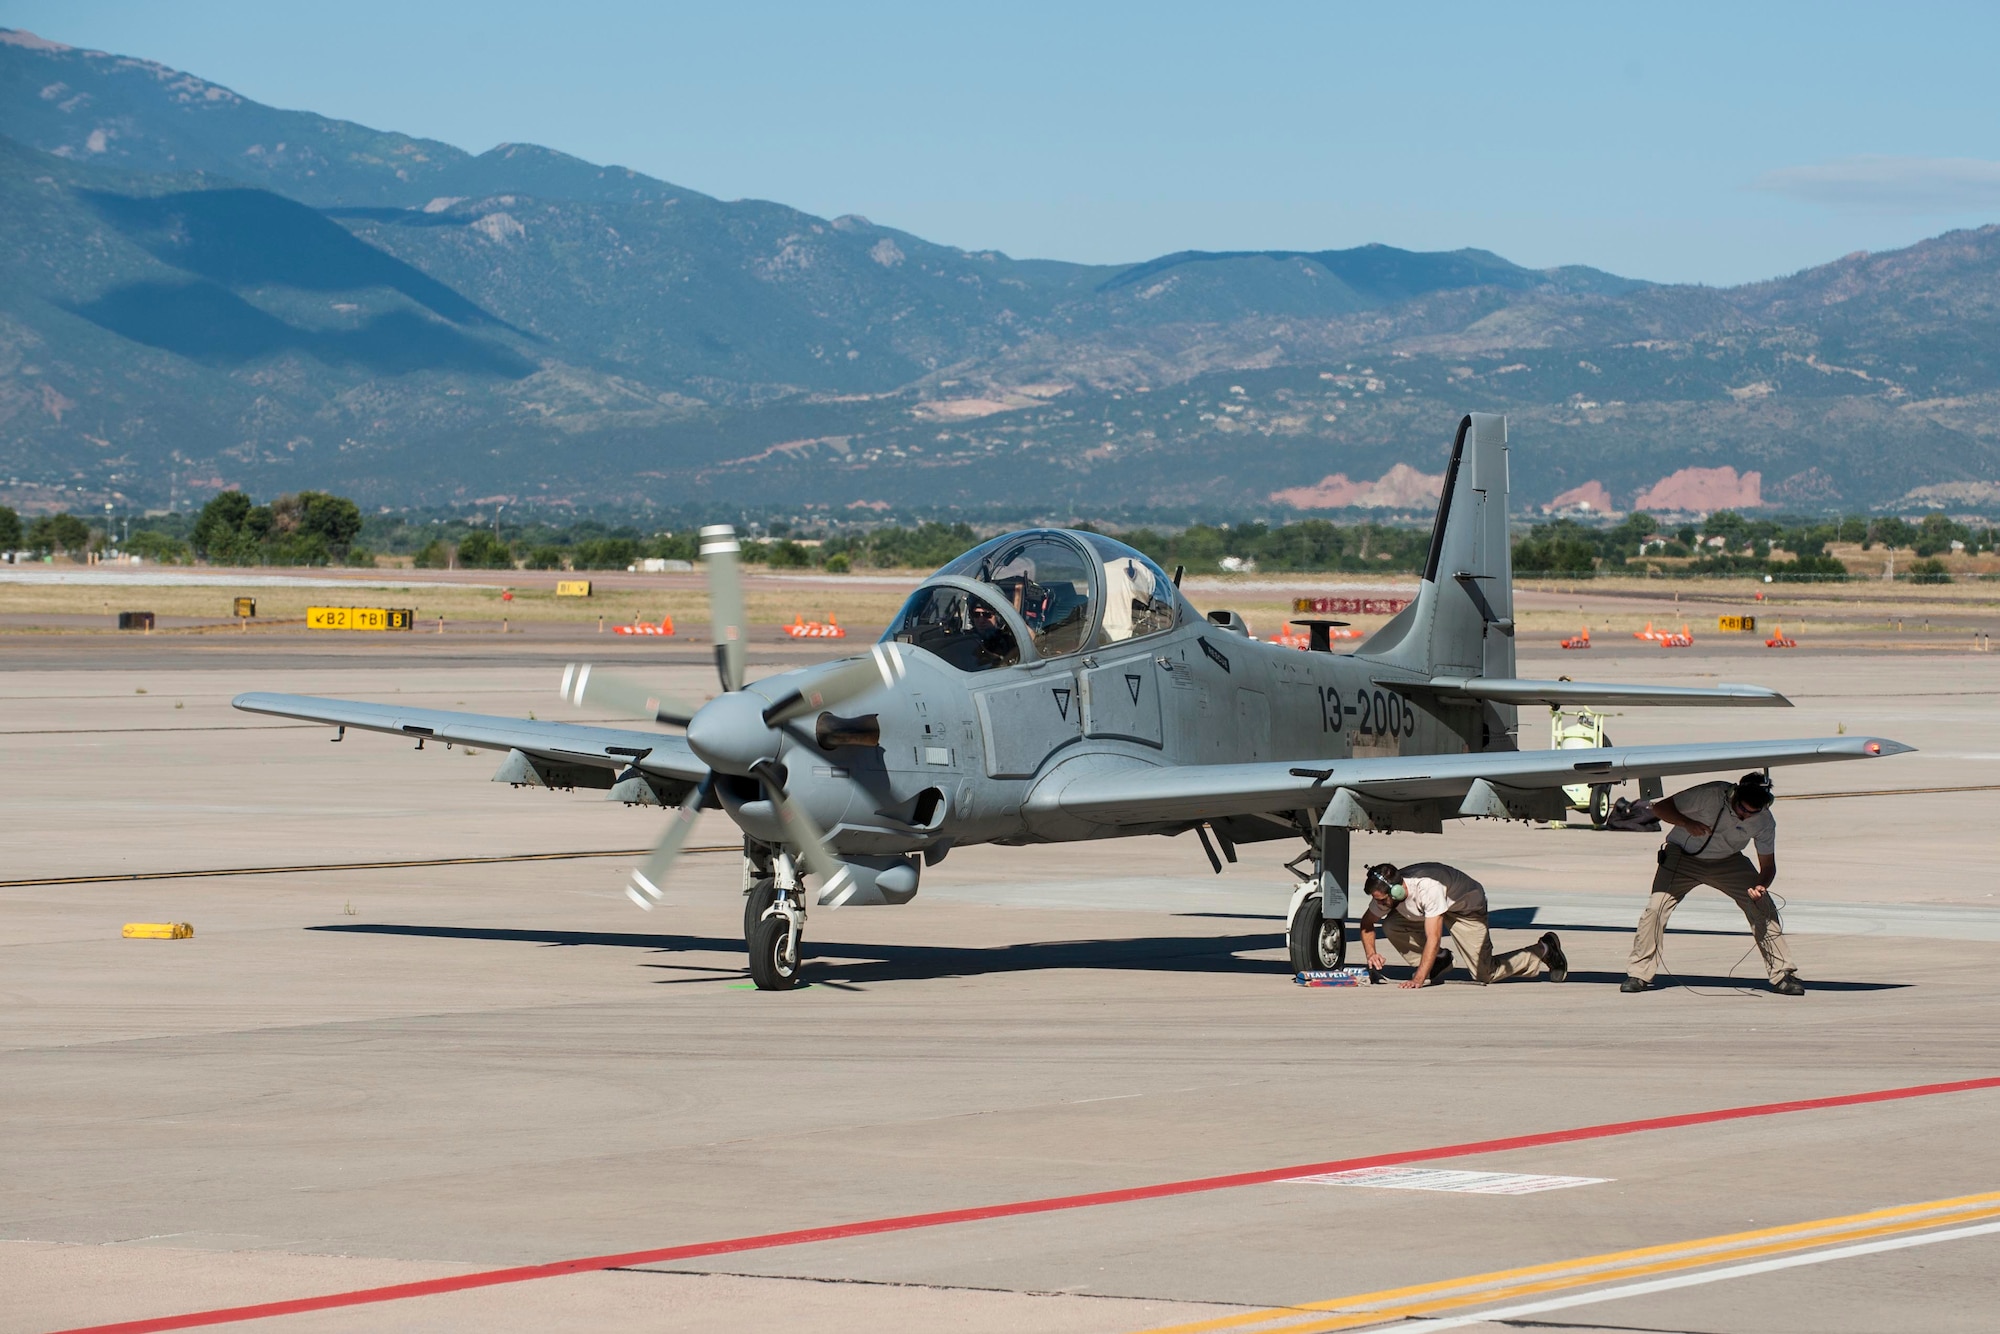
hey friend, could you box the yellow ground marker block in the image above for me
[123,922,194,939]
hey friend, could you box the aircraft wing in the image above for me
[1406,677,1790,707]
[1028,735,1912,828]
[232,692,707,783]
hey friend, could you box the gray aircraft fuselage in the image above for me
[722,556,1466,863]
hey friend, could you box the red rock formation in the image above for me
[1271,463,1444,510]
[1632,466,1763,512]
[1544,480,1614,513]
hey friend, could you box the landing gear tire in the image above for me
[744,880,777,941]
[1289,895,1347,972]
[1589,784,1612,829]
[748,913,803,990]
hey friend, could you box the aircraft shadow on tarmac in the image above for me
[1178,908,1759,939]
[306,924,1907,991]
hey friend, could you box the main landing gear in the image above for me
[1287,824,1351,972]
[742,842,806,990]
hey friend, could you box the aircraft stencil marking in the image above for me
[233,414,1913,989]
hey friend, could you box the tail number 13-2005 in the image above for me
[1320,685,1413,736]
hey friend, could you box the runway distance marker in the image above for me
[54,1075,2000,1334]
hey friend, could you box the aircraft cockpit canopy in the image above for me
[1074,532,1178,644]
[886,530,1181,671]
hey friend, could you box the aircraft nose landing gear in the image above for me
[745,846,807,990]
[1286,824,1351,972]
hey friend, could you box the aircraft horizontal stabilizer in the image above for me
[232,692,709,782]
[1408,677,1790,707]
[1030,735,1912,828]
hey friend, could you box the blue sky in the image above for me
[7,0,2000,285]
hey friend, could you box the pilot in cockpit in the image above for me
[966,597,1016,669]
[986,552,1050,634]
[1099,555,1158,642]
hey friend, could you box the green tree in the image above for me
[455,530,515,569]
[1767,553,1848,579]
[1912,513,1968,557]
[124,530,193,564]
[642,532,698,562]
[574,537,638,570]
[1512,522,1597,576]
[191,491,253,558]
[0,505,20,550]
[26,513,92,554]
[296,491,363,552]
[1909,558,1951,584]
[1869,516,1914,550]
[266,531,332,566]
[1702,510,1751,547]
[525,545,566,570]
[766,539,810,569]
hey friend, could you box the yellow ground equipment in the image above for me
[123,922,193,939]
[1553,703,1617,827]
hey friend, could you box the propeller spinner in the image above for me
[559,528,906,915]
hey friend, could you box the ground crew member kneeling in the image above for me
[1359,862,1566,989]
[1623,771,1803,996]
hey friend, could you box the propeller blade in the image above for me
[751,760,860,908]
[761,643,909,727]
[701,525,747,694]
[559,663,700,727]
[624,776,715,910]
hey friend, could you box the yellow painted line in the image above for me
[1139,1190,2000,1334]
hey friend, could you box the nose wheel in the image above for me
[745,849,806,990]
[1288,894,1347,971]
[748,903,804,989]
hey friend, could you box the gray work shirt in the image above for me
[1665,780,1776,860]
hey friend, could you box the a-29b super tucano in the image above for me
[236,414,1912,989]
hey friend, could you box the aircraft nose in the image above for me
[685,690,781,776]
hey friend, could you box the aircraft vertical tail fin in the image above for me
[1356,412,1515,746]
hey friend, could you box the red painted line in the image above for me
[54,1074,2000,1334]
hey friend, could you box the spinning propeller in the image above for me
[559,524,907,911]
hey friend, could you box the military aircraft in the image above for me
[234,414,1912,989]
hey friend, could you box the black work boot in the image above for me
[1620,976,1649,993]
[1772,974,1806,996]
[1427,949,1456,984]
[1541,932,1568,983]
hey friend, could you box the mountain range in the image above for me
[5,25,2000,518]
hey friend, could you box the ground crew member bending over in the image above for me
[1622,771,1802,996]
[1359,862,1566,989]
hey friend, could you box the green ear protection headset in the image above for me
[1366,863,1405,902]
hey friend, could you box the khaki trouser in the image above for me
[1382,911,1546,984]
[1627,846,1796,984]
